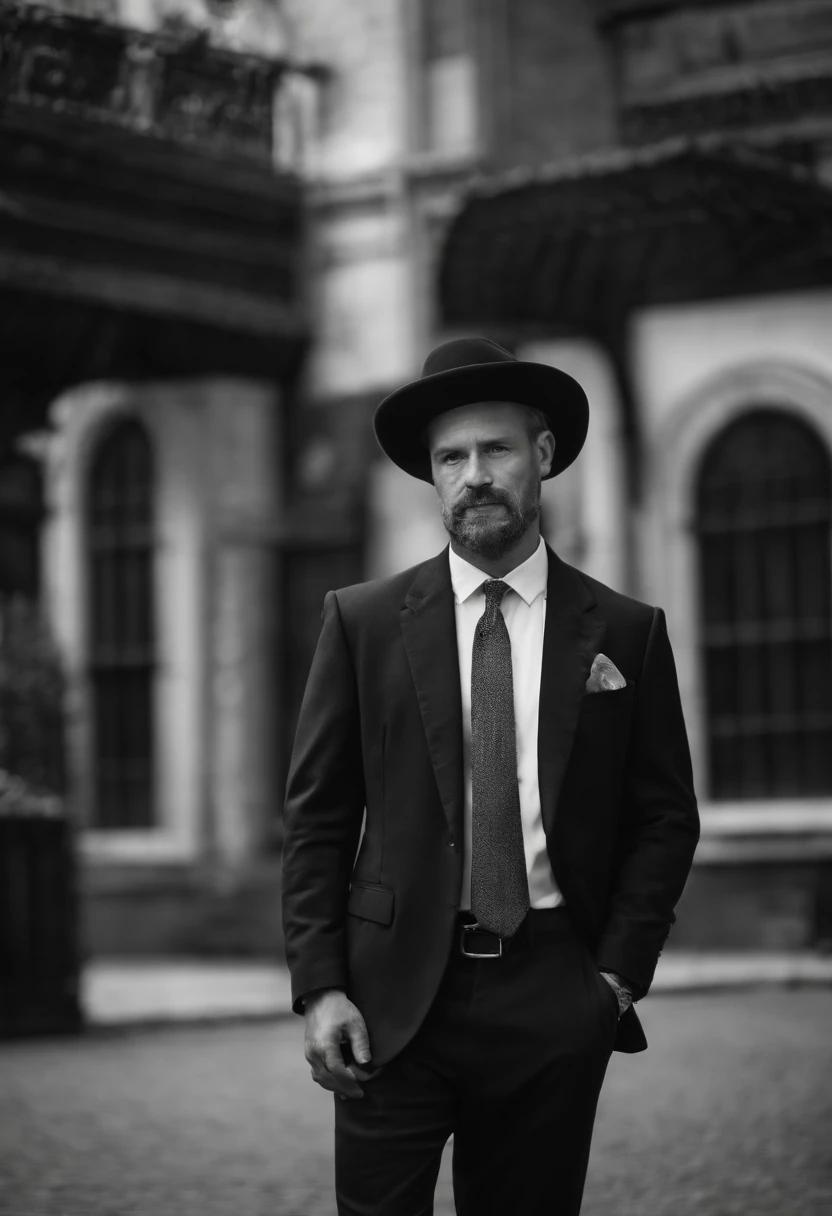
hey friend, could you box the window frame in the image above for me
[86,416,157,831]
[694,408,832,802]
[44,384,207,865]
[411,0,480,158]
[647,361,832,862]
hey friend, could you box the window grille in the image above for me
[87,419,156,828]
[420,0,476,155]
[0,454,43,599]
[696,409,832,800]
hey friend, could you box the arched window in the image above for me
[696,410,832,800]
[0,453,43,599]
[87,419,156,829]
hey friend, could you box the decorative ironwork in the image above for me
[159,45,277,154]
[0,1,294,164]
[87,418,155,830]
[696,410,832,800]
[0,3,312,418]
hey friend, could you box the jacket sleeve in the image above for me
[282,590,366,1013]
[595,607,700,992]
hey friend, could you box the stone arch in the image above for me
[646,361,832,808]
[43,382,210,860]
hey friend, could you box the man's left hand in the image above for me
[600,971,633,1018]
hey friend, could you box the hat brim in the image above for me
[373,359,589,483]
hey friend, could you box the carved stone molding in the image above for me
[622,71,832,144]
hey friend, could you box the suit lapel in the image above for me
[400,548,464,845]
[399,544,603,845]
[538,546,605,837]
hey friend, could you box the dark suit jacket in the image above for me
[282,544,699,1065]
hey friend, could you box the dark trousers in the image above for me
[334,908,619,1216]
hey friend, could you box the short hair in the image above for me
[522,405,551,441]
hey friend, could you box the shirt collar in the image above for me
[448,537,548,607]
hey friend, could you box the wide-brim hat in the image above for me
[373,336,589,483]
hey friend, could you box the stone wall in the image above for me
[488,0,618,167]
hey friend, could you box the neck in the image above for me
[450,522,541,578]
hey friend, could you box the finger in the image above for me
[309,1060,358,1097]
[306,1043,356,1095]
[323,1046,363,1098]
[345,1017,372,1068]
[350,1063,384,1083]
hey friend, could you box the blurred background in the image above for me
[3,4,832,1214]
[2,0,832,1017]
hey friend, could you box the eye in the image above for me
[442,452,462,464]
[488,444,508,454]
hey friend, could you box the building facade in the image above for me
[2,0,832,955]
[0,0,320,953]
[302,0,832,953]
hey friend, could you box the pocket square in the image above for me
[585,653,626,693]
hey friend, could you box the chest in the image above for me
[453,595,546,730]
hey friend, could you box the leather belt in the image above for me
[455,907,570,958]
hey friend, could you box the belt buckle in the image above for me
[460,920,503,959]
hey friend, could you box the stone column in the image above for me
[204,381,282,871]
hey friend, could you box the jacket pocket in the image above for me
[347,880,395,925]
[580,680,635,716]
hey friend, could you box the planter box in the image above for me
[0,815,82,1037]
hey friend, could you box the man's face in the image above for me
[427,401,554,559]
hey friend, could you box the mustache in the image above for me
[451,487,514,516]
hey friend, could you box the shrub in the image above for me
[0,596,66,799]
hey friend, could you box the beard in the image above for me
[441,481,541,559]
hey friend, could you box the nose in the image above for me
[463,452,492,488]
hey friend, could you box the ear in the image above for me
[537,430,555,477]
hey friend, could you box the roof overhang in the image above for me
[0,2,311,444]
[0,106,308,441]
[439,137,832,336]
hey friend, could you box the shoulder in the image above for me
[329,551,447,619]
[577,569,657,631]
[568,566,661,663]
[547,547,656,633]
[569,566,665,674]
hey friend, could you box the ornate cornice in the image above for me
[622,70,832,144]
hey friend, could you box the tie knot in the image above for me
[483,579,509,608]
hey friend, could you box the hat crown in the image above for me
[421,337,516,379]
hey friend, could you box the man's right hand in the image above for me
[303,988,381,1100]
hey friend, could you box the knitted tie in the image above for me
[470,579,530,938]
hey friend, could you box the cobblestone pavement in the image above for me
[1,989,830,1216]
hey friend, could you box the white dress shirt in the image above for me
[449,537,565,912]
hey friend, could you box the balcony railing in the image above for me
[0,1,325,172]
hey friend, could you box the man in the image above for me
[282,337,699,1215]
